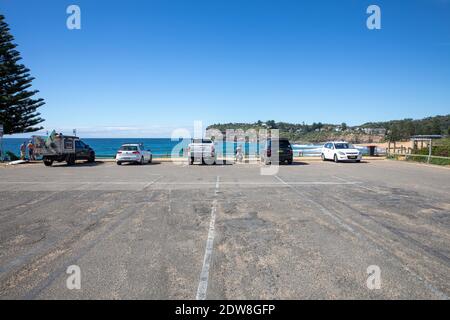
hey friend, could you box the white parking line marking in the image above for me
[196,176,220,300]
[156,181,359,186]
[333,175,379,193]
[0,180,162,185]
[0,181,359,186]
[142,176,163,190]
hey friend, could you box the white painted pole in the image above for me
[428,139,432,164]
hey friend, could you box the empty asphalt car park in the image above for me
[0,160,449,299]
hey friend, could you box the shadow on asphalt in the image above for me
[67,161,105,167]
[262,162,309,166]
[322,160,369,164]
[290,161,310,166]
[117,161,162,166]
[189,161,234,166]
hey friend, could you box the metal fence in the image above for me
[388,152,450,165]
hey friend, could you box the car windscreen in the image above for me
[334,143,352,149]
[192,139,212,144]
[267,140,291,148]
[120,145,138,151]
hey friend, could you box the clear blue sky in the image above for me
[2,0,450,137]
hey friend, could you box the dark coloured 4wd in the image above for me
[260,138,293,165]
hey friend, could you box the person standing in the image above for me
[235,144,243,163]
[20,142,26,160]
[27,140,35,160]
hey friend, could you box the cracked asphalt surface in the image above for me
[0,159,449,299]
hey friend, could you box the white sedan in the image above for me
[116,144,152,165]
[321,141,362,163]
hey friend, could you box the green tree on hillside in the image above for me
[266,120,277,129]
[387,124,401,141]
[317,122,323,132]
[430,118,442,135]
[0,14,45,134]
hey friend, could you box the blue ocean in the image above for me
[1,138,190,158]
[1,138,374,158]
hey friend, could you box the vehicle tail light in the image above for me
[211,145,215,156]
[132,151,140,155]
[117,151,122,154]
[289,149,293,155]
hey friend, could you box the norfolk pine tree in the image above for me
[0,14,44,134]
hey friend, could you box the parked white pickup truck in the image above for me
[187,139,216,165]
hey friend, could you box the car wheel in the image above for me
[117,161,122,165]
[148,156,152,164]
[356,160,361,163]
[334,154,339,163]
[87,152,95,163]
[189,157,194,165]
[321,153,325,161]
[66,154,76,166]
[44,158,53,167]
[287,159,293,165]
[140,157,144,165]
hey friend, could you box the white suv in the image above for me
[321,141,362,163]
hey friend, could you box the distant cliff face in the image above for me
[206,125,386,144]
[291,133,385,144]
